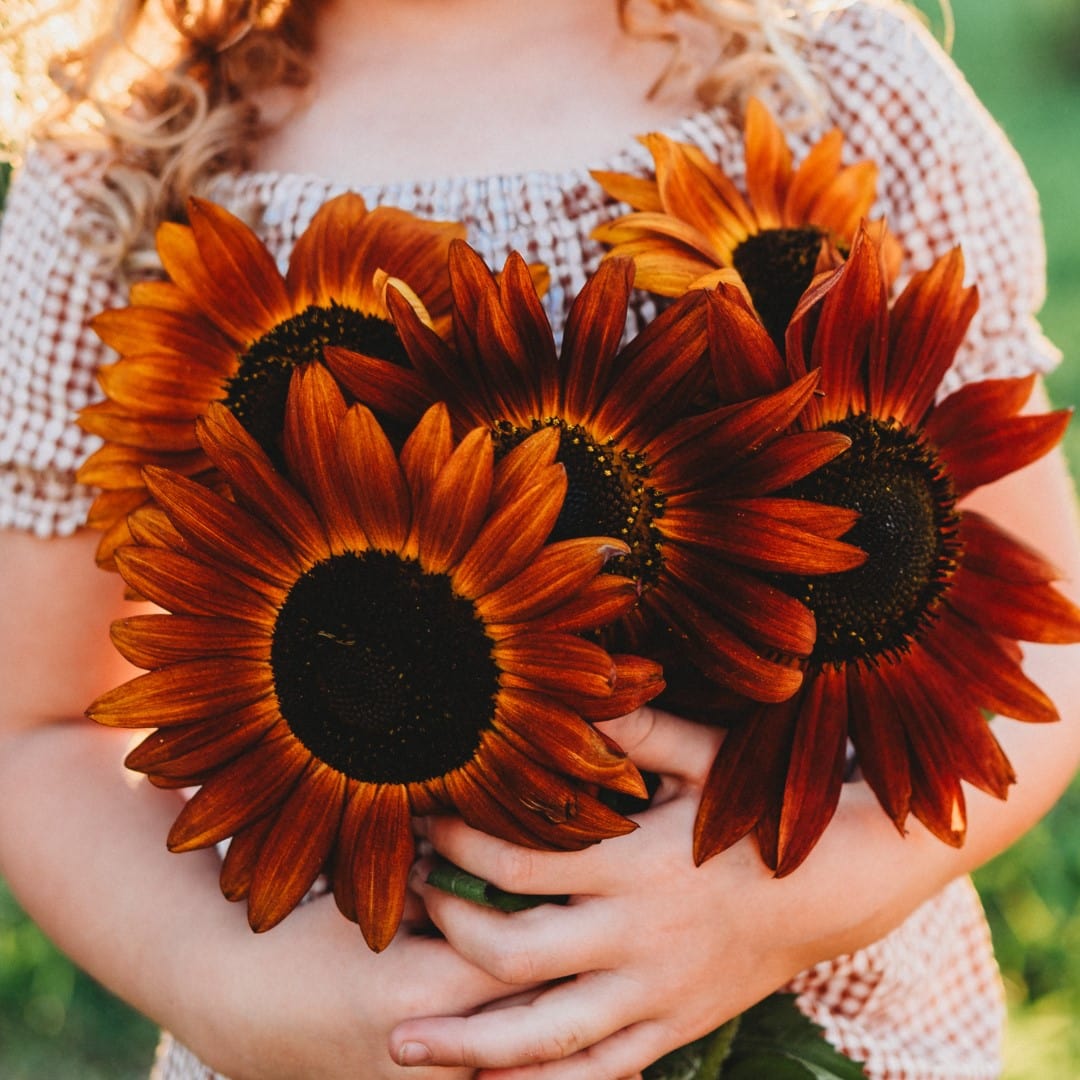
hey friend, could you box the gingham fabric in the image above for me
[1,1,1054,1076]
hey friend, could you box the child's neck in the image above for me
[254,0,697,186]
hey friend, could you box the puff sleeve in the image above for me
[0,146,127,537]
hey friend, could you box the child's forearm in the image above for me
[0,721,223,1034]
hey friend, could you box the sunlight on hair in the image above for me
[0,0,91,159]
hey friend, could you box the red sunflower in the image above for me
[694,225,1080,875]
[77,192,464,568]
[323,239,865,705]
[591,97,899,346]
[87,364,660,951]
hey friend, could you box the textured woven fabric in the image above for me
[1,1,1051,1076]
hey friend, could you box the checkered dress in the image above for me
[0,1,1057,1076]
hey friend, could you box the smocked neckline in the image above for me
[208,105,728,207]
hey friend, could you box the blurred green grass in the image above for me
[920,2,1080,1077]
[2,0,1080,1076]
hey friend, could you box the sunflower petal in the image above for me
[452,473,566,596]
[648,586,804,703]
[110,613,269,667]
[494,688,646,796]
[663,545,817,657]
[570,653,667,723]
[248,763,347,932]
[219,813,276,902]
[882,657,967,847]
[124,698,281,777]
[415,426,493,573]
[928,607,1060,724]
[939,409,1070,497]
[114,546,276,621]
[330,782,377,923]
[284,191,371,309]
[702,285,792,404]
[774,667,849,875]
[166,729,309,850]
[645,132,755,245]
[592,289,711,441]
[88,657,272,728]
[809,227,887,422]
[336,403,411,553]
[95,357,228,415]
[693,698,798,864]
[526,574,640,634]
[323,343,431,423]
[663,502,864,575]
[91,305,234,363]
[496,633,616,700]
[923,373,1035,448]
[471,740,637,847]
[282,364,359,551]
[958,511,1062,584]
[477,536,628,624]
[350,785,414,951]
[847,660,912,830]
[142,466,300,589]
[589,168,664,213]
[488,434,557,511]
[177,197,292,344]
[880,248,978,426]
[948,563,1080,644]
[743,98,793,229]
[400,402,455,505]
[562,259,636,421]
[783,128,843,222]
[197,403,330,565]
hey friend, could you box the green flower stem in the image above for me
[426,860,566,913]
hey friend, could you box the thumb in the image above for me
[597,706,723,786]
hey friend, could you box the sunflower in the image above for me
[87,365,661,951]
[323,240,865,705]
[77,192,465,569]
[693,226,1080,876]
[591,97,898,347]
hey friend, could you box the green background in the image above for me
[2,0,1080,1076]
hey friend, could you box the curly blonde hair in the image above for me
[619,0,844,119]
[30,0,322,272]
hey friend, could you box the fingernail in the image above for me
[397,1041,432,1066]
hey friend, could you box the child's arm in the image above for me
[0,527,515,1080]
[390,405,1080,1078]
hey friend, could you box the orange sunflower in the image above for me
[77,192,464,569]
[694,226,1080,875]
[591,97,898,346]
[87,365,660,951]
[324,240,865,704]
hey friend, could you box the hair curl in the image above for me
[38,0,321,274]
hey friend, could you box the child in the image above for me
[1,2,1077,1077]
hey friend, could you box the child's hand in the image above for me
[388,707,851,1079]
[181,890,521,1080]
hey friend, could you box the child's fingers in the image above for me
[596,705,723,785]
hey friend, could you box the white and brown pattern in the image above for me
[1,1,1049,1076]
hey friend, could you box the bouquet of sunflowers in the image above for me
[81,101,1080,1078]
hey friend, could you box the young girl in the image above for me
[1,2,1078,1078]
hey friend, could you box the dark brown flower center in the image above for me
[271,551,499,783]
[224,302,407,463]
[775,415,961,666]
[492,417,666,589]
[732,226,825,348]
